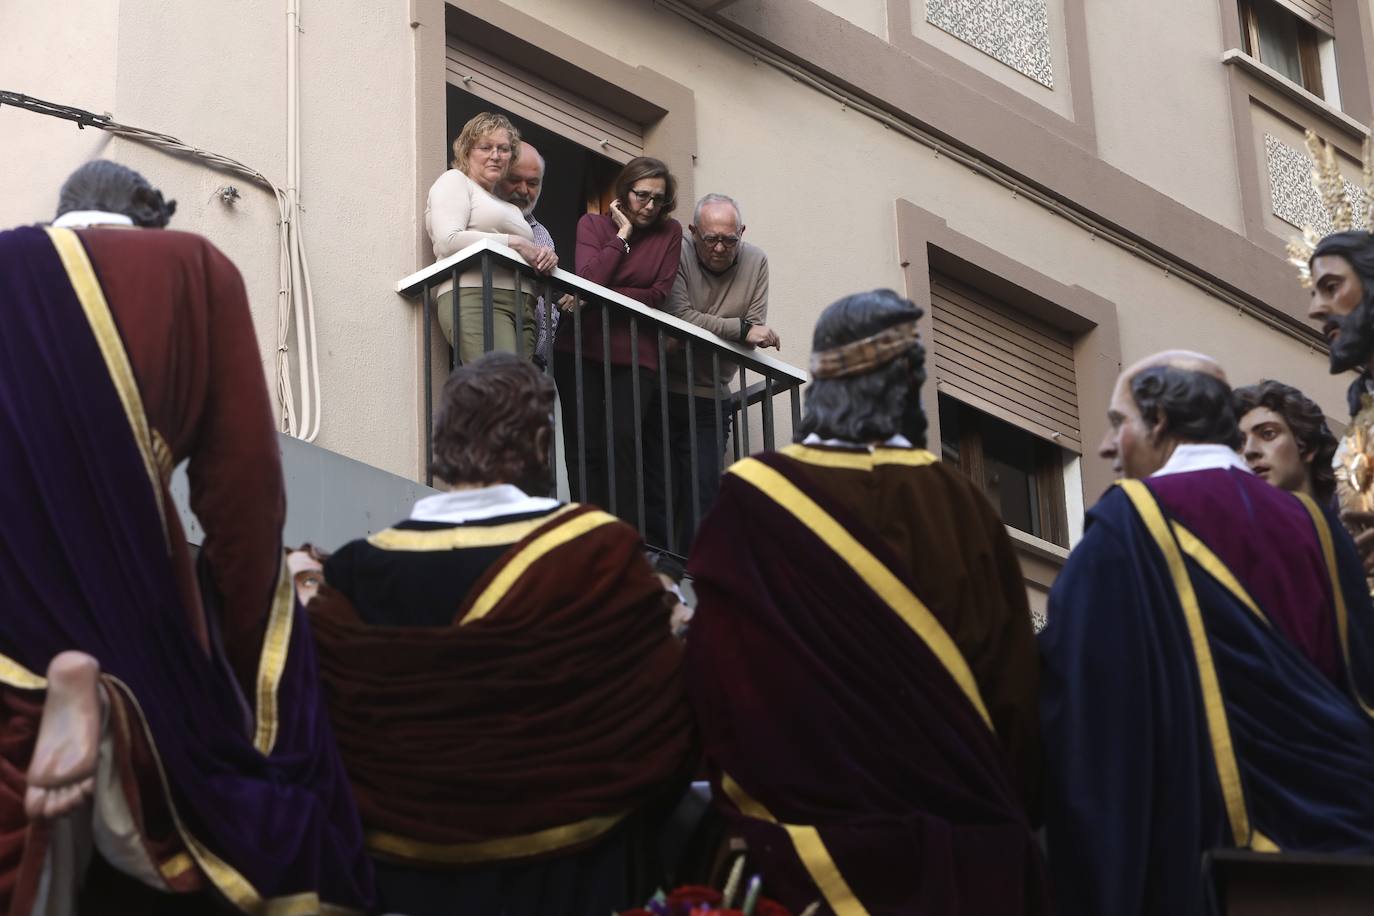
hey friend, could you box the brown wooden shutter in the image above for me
[445,38,645,163]
[1273,0,1334,35]
[930,272,1081,451]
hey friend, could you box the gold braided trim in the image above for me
[780,444,938,471]
[43,227,169,547]
[159,852,196,881]
[1170,523,1269,628]
[252,555,296,754]
[459,509,619,625]
[809,320,920,380]
[366,504,578,552]
[1294,493,1374,719]
[0,654,46,690]
[150,429,175,481]
[366,810,627,866]
[102,675,362,915]
[1119,480,1257,848]
[726,457,992,729]
[722,773,868,916]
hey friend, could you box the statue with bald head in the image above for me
[1098,350,1238,479]
[1042,349,1374,915]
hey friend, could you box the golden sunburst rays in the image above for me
[1287,130,1374,288]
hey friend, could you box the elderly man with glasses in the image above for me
[657,193,778,548]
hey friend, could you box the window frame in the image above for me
[897,200,1121,545]
[1240,0,1326,98]
[940,395,1071,549]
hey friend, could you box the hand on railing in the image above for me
[507,236,558,275]
[746,324,781,350]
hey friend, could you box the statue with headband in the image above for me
[684,289,1049,914]
[1290,132,1374,576]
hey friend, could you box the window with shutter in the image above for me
[446,38,645,164]
[930,271,1081,451]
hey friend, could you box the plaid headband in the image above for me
[809,320,922,380]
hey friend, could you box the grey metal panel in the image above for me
[170,434,439,553]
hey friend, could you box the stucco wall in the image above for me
[0,0,121,220]
[2,0,425,479]
[517,0,1344,431]
[810,0,887,39]
[1084,0,1248,234]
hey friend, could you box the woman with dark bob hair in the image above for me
[554,156,683,529]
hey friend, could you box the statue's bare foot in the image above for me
[24,652,101,820]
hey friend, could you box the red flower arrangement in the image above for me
[619,881,794,915]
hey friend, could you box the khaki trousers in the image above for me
[436,288,537,365]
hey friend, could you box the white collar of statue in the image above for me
[1150,443,1252,478]
[801,433,915,452]
[410,484,559,525]
[51,210,135,228]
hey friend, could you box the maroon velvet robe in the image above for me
[80,226,287,686]
[309,504,696,914]
[688,446,1047,915]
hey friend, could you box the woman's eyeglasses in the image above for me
[629,189,666,206]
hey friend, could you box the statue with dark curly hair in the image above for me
[686,289,1049,914]
[1234,379,1338,505]
[52,160,177,228]
[307,352,694,916]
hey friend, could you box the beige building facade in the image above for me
[4,0,1370,610]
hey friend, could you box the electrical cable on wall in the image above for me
[0,89,324,442]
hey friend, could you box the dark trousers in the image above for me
[555,353,661,535]
[642,391,733,553]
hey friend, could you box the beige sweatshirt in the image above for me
[663,236,770,397]
[424,169,535,296]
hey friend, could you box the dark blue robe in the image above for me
[1040,471,1374,916]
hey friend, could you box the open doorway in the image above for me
[445,84,623,269]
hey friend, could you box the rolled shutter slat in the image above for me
[446,39,645,163]
[931,273,1081,451]
[1272,0,1334,35]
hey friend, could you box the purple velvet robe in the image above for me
[0,226,372,913]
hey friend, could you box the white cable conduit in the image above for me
[1,4,324,442]
[282,0,323,443]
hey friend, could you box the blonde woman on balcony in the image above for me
[425,112,557,363]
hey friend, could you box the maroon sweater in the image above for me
[556,212,682,371]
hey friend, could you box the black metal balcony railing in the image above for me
[397,239,809,558]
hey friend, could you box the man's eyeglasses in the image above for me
[629,189,666,206]
[697,233,741,250]
[473,143,513,157]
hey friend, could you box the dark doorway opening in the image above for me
[445,85,623,269]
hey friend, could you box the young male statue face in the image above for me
[1239,406,1314,498]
